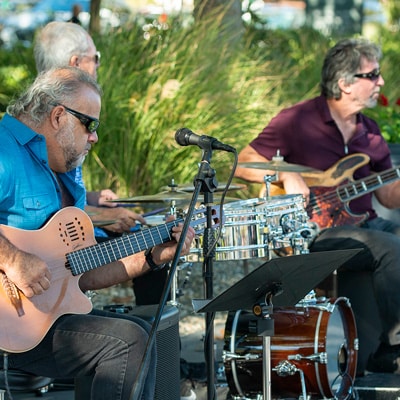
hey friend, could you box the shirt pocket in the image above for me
[22,194,56,228]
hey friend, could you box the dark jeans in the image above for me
[6,308,156,400]
[310,217,400,345]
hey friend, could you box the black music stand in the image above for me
[192,249,361,400]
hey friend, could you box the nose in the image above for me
[88,131,98,144]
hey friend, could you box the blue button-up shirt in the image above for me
[0,114,86,230]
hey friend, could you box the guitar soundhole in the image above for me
[58,218,86,246]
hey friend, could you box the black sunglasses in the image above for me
[354,68,381,81]
[52,103,100,133]
[92,51,101,65]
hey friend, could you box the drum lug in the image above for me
[288,351,328,364]
[222,350,260,362]
[273,360,298,377]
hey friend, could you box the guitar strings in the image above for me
[306,169,400,211]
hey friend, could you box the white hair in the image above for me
[34,21,93,73]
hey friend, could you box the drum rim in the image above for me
[224,195,305,209]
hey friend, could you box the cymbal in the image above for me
[110,191,193,203]
[110,191,240,204]
[238,160,319,172]
[160,183,247,192]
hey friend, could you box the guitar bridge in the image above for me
[0,271,24,317]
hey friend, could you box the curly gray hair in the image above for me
[320,38,382,99]
[7,67,102,126]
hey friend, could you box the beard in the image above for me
[56,120,88,171]
[365,97,378,109]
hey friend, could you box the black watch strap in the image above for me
[144,248,166,272]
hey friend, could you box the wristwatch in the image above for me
[144,248,167,272]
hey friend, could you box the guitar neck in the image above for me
[66,219,183,275]
[338,166,400,203]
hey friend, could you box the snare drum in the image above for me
[223,297,358,400]
[188,195,311,262]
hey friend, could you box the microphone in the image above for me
[175,128,236,153]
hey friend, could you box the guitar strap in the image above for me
[55,174,74,207]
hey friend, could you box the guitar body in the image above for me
[0,207,94,353]
[269,153,371,228]
[306,184,367,228]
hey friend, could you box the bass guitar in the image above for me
[271,153,400,228]
[0,206,219,353]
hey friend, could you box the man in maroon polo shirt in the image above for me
[235,38,400,374]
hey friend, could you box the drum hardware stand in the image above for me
[170,258,193,306]
[262,150,284,198]
[250,288,281,400]
[263,174,277,199]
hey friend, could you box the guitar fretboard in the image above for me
[338,167,400,202]
[66,219,182,275]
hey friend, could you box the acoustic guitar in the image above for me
[0,206,219,353]
[270,153,400,228]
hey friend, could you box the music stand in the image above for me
[192,249,361,400]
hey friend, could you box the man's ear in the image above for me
[50,105,64,130]
[338,77,352,94]
[70,55,79,67]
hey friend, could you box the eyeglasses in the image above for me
[353,68,381,81]
[93,51,101,65]
[52,103,100,133]
[81,51,101,65]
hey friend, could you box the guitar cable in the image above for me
[2,352,14,400]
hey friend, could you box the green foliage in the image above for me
[362,27,400,143]
[2,20,400,198]
[87,23,333,197]
[0,45,36,116]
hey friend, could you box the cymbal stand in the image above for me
[263,174,277,199]
[262,150,284,199]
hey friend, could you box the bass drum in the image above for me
[223,297,358,400]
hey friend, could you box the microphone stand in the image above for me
[130,146,217,400]
[193,151,219,400]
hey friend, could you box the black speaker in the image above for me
[75,304,180,400]
[128,304,181,400]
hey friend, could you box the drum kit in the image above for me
[109,158,358,400]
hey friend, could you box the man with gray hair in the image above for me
[34,21,145,237]
[0,67,195,399]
